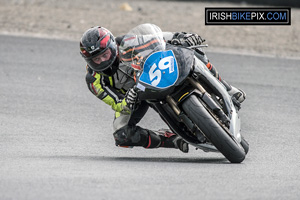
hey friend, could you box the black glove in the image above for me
[170,32,205,47]
[125,88,138,110]
[184,33,205,46]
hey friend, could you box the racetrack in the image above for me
[1,35,300,200]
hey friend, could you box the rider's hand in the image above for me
[170,32,205,47]
[183,33,205,46]
[125,88,138,110]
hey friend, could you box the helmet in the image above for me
[80,26,118,75]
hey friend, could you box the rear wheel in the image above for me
[182,95,246,163]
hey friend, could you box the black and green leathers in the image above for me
[85,61,188,152]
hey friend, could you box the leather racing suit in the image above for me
[84,32,234,151]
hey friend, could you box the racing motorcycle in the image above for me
[119,24,249,163]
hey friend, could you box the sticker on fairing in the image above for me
[139,50,178,89]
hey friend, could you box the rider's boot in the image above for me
[155,129,189,153]
[206,62,246,105]
[227,85,246,103]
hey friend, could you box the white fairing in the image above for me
[230,106,242,142]
[194,57,242,143]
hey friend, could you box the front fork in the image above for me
[151,101,200,145]
[166,77,230,129]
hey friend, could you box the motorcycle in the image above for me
[119,23,249,163]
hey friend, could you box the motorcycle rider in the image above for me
[80,25,246,153]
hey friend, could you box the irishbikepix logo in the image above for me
[205,8,291,25]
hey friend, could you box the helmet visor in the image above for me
[92,48,112,64]
[86,45,116,73]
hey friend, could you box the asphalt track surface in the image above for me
[1,35,300,200]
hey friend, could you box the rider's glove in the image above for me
[184,33,205,46]
[125,88,138,110]
[170,32,205,47]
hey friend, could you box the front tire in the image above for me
[241,136,249,155]
[182,95,246,163]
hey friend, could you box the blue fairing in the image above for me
[139,50,179,89]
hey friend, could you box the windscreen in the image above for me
[119,23,166,71]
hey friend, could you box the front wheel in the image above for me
[241,136,249,155]
[181,95,246,163]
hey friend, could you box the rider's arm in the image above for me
[164,32,205,47]
[162,32,175,42]
[115,33,174,45]
[85,66,128,112]
[163,32,209,64]
[115,32,193,45]
[115,31,204,45]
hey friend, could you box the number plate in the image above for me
[139,50,179,89]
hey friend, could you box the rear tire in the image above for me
[182,95,246,163]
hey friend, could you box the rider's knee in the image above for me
[113,126,161,148]
[113,125,147,146]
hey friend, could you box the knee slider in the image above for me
[113,125,148,147]
[113,127,130,146]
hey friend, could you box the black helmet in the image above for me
[80,26,118,75]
